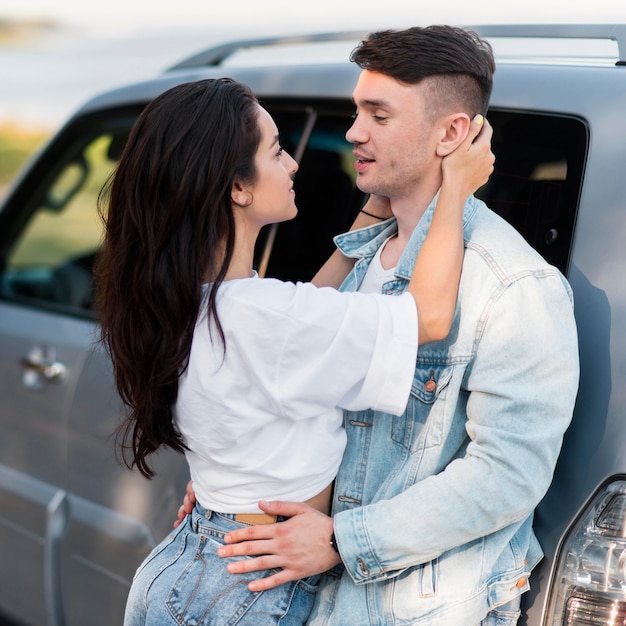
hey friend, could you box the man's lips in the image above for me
[354,153,374,173]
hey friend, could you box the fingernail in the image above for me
[475,115,484,125]
[217,547,225,556]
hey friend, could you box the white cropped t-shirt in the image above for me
[175,276,417,513]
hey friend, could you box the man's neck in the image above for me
[380,188,437,269]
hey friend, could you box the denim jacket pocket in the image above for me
[387,559,439,620]
[486,532,533,611]
[391,364,454,452]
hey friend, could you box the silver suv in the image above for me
[1,24,625,626]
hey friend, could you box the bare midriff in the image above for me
[304,482,334,516]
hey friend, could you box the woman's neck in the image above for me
[223,215,258,280]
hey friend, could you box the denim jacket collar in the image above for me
[334,192,480,282]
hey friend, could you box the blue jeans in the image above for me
[124,503,320,625]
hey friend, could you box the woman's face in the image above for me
[239,105,299,227]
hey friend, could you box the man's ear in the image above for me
[435,113,471,157]
[231,180,253,207]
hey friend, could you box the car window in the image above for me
[477,109,587,273]
[0,101,365,318]
[256,99,365,282]
[0,114,137,318]
[0,104,586,320]
[258,105,587,280]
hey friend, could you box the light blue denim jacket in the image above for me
[308,194,580,626]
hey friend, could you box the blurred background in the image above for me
[1,0,626,199]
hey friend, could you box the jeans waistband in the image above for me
[192,502,287,530]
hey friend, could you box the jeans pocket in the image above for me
[132,520,186,582]
[166,534,319,626]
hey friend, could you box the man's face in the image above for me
[346,70,442,201]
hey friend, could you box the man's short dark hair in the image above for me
[350,25,496,117]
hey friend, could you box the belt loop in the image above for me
[191,504,211,532]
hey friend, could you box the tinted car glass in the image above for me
[0,111,139,319]
[477,109,587,274]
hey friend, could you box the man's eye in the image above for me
[276,146,284,157]
[373,115,387,122]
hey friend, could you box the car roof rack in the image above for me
[469,24,626,66]
[166,31,368,70]
[166,24,626,72]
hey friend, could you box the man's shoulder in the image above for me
[465,200,557,278]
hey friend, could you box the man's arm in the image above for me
[332,273,579,583]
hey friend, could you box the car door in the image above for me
[0,109,189,626]
[0,117,120,626]
[0,300,94,626]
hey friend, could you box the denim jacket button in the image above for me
[357,558,369,575]
[516,577,527,588]
[424,379,436,392]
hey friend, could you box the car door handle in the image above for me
[19,355,67,382]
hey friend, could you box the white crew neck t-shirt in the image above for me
[359,235,397,295]
[175,275,417,513]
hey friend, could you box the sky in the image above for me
[3,0,626,38]
[1,0,626,129]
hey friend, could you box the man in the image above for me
[183,25,580,625]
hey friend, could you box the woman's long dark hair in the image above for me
[96,78,261,478]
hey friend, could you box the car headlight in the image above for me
[544,476,626,625]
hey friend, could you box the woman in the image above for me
[96,77,493,625]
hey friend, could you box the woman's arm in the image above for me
[408,115,494,344]
[312,195,391,288]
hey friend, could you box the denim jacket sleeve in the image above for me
[332,268,580,584]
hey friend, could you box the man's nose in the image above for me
[345,118,363,144]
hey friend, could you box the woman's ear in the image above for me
[231,180,253,207]
[435,113,471,157]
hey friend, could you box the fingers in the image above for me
[173,480,197,527]
[225,551,279,573]
[467,116,495,182]
[465,115,493,149]
[258,499,308,517]
[222,525,277,551]
[474,118,494,149]
[186,480,196,504]
[217,509,341,592]
[248,568,297,592]
[173,505,186,528]
[466,114,485,143]
[228,559,300,592]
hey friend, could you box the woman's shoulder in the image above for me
[220,276,365,319]
[218,276,316,315]
[221,275,303,301]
